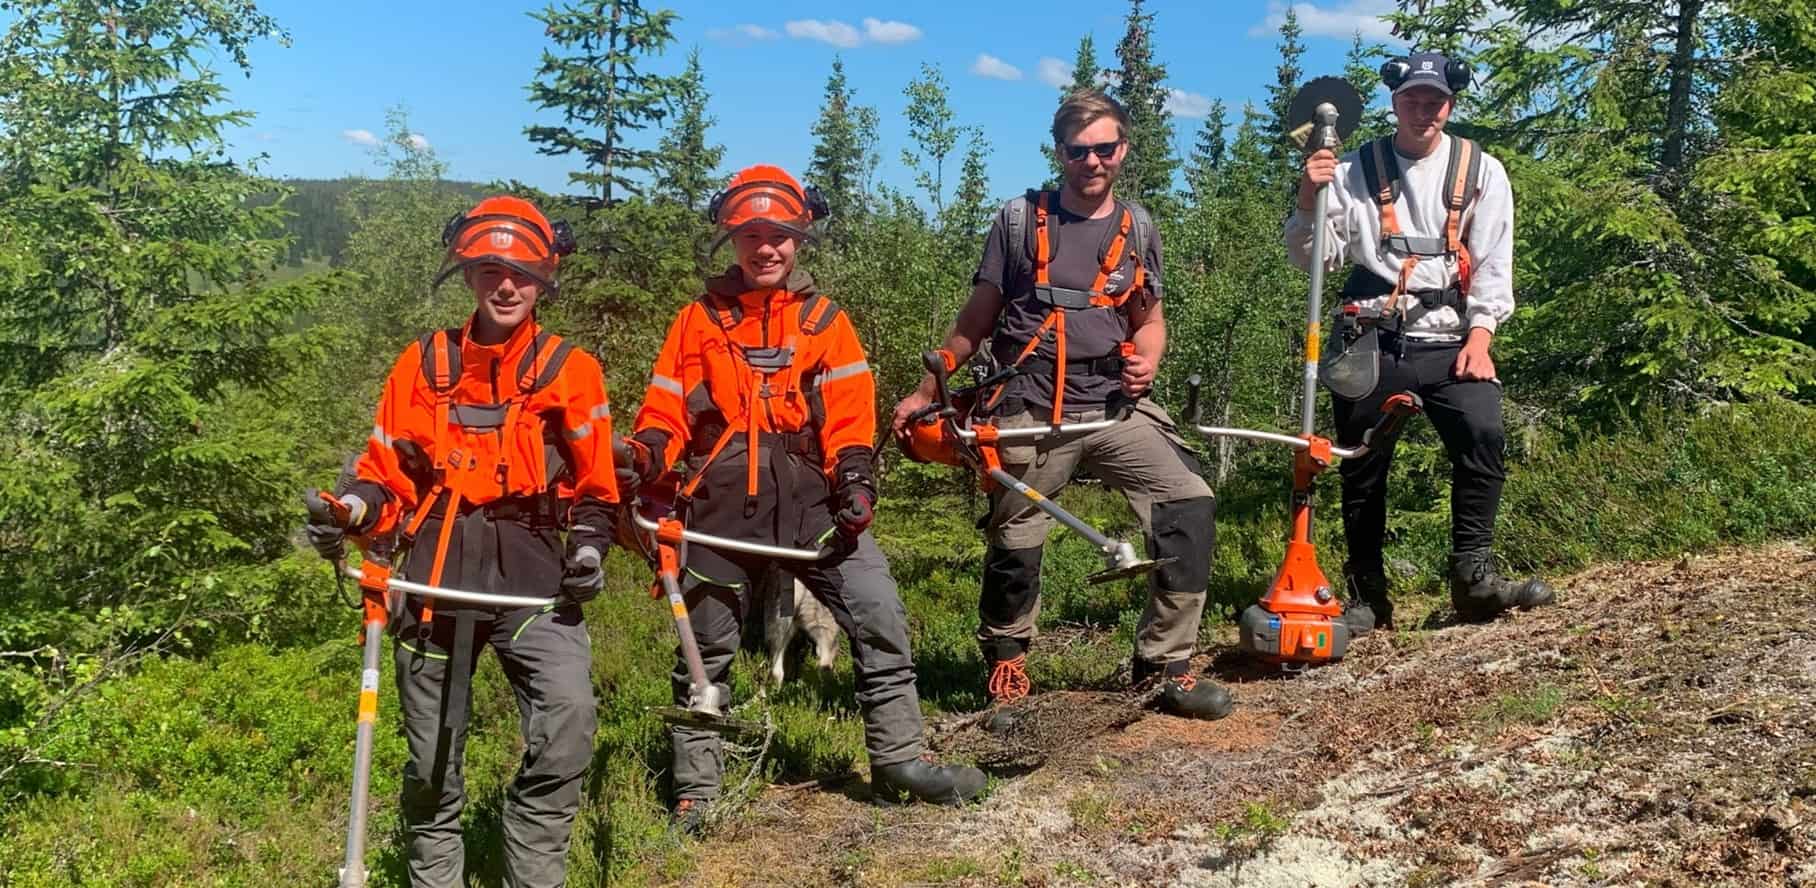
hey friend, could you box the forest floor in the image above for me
[663,542,1816,887]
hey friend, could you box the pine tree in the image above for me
[1041,34,1102,182]
[1108,0,1177,211]
[1185,100,1228,205]
[1341,30,1391,143]
[525,0,682,203]
[807,56,880,237]
[654,47,724,212]
[1263,8,1306,188]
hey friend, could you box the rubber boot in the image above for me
[872,757,988,806]
[1340,563,1393,634]
[1134,657,1234,721]
[1448,549,1555,622]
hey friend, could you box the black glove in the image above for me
[303,491,369,561]
[613,430,668,496]
[831,447,877,539]
[561,539,604,603]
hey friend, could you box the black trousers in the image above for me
[1331,337,1507,572]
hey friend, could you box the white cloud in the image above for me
[341,129,378,147]
[970,53,1022,81]
[1037,57,1072,88]
[862,17,921,44]
[1165,89,1216,119]
[707,23,779,41]
[407,133,430,150]
[1249,1,1399,42]
[785,19,862,48]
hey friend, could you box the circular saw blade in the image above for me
[1285,75,1364,151]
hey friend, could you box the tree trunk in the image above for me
[600,0,624,205]
[1660,0,1703,174]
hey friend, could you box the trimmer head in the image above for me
[651,706,764,735]
[1237,603,1352,667]
[1087,556,1176,585]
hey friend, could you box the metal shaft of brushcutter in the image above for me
[658,566,723,716]
[979,464,1138,568]
[1302,102,1340,438]
[338,613,382,888]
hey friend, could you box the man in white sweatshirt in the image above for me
[1285,51,1553,628]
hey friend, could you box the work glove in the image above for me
[613,431,667,497]
[834,482,875,539]
[561,525,605,603]
[303,491,368,561]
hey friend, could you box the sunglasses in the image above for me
[1061,139,1123,162]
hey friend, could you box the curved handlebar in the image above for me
[340,564,556,609]
[630,511,830,561]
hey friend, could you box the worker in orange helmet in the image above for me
[303,196,614,887]
[616,165,987,832]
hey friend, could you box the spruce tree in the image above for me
[1041,34,1102,182]
[654,47,724,212]
[1185,100,1229,205]
[1108,0,1177,211]
[807,56,880,237]
[1263,8,1306,189]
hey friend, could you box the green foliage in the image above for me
[651,47,723,212]
[807,57,882,237]
[1107,0,1177,214]
[526,0,682,202]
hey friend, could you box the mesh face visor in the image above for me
[710,181,818,253]
[433,213,561,292]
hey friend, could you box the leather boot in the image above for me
[1448,549,1555,622]
[1134,657,1234,720]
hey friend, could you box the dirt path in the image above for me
[669,543,1816,887]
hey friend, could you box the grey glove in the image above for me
[561,542,604,603]
[303,492,367,561]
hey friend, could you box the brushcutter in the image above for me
[614,443,834,735]
[1183,75,1424,669]
[304,490,556,888]
[899,349,1170,585]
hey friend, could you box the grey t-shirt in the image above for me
[973,193,1163,412]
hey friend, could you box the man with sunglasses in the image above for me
[890,89,1231,721]
[1288,51,1554,629]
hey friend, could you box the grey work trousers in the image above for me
[979,400,1217,665]
[394,603,597,888]
[670,530,924,802]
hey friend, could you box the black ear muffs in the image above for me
[804,184,830,221]
[1380,55,1472,94]
[441,210,467,247]
[705,187,728,225]
[550,220,576,257]
[1379,58,1412,91]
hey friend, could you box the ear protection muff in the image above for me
[549,220,576,257]
[1380,55,1472,94]
[441,210,467,248]
[705,188,727,225]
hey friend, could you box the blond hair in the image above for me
[1051,88,1130,145]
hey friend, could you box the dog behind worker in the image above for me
[890,89,1233,720]
[1287,51,1555,628]
[616,164,987,833]
[762,570,841,686]
[301,197,615,887]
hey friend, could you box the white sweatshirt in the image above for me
[1283,132,1515,340]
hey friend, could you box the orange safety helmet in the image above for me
[707,165,829,252]
[433,196,577,292]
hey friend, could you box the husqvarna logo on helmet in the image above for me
[1420,60,1434,71]
[490,230,515,249]
[749,195,772,214]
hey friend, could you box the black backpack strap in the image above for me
[417,327,462,394]
[698,292,741,329]
[1358,136,1400,209]
[514,330,575,395]
[796,294,843,336]
[1003,191,1034,287]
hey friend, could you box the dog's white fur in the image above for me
[763,572,841,685]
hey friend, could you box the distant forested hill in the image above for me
[256,178,487,266]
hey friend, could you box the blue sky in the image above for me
[228,1,1403,196]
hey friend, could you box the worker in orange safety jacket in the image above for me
[302,196,614,888]
[615,165,986,832]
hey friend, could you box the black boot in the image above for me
[1134,657,1234,721]
[1340,563,1393,634]
[872,757,987,805]
[671,798,707,836]
[1448,549,1555,622]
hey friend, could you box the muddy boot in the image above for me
[1340,563,1393,634]
[1448,549,1555,622]
[872,756,988,805]
[671,798,707,836]
[1134,657,1234,721]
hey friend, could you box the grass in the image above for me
[4,400,1816,885]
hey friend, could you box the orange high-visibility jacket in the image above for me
[354,318,618,545]
[633,268,873,545]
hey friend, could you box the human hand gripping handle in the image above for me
[1298,148,1338,210]
[561,539,604,603]
[303,490,368,562]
